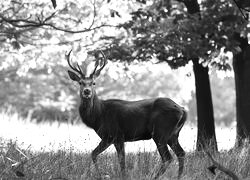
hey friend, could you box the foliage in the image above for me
[103,0,249,70]
[0,0,133,75]
[0,0,137,122]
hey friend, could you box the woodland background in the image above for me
[1,1,250,179]
[1,0,250,151]
[0,0,237,125]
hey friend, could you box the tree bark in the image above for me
[233,35,250,147]
[192,59,217,151]
[181,0,217,151]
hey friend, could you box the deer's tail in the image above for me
[175,109,187,135]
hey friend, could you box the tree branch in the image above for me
[0,13,118,34]
[42,23,117,34]
[232,0,249,20]
[88,0,97,30]
[206,151,240,180]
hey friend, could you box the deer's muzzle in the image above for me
[82,88,92,98]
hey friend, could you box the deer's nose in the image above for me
[83,89,91,95]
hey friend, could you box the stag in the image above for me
[66,50,187,179]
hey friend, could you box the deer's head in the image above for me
[66,50,107,100]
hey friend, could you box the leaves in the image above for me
[51,0,57,9]
[110,9,121,18]
[105,0,249,70]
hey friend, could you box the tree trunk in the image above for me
[181,0,217,151]
[233,35,250,147]
[192,59,217,151]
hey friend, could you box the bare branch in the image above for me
[42,23,118,34]
[206,151,240,180]
[0,13,118,34]
[19,37,97,47]
[232,0,249,20]
[86,0,97,31]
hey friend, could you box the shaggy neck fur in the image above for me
[79,91,102,130]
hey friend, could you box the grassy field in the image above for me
[1,140,250,180]
[0,110,248,179]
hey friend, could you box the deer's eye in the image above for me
[92,82,96,86]
[79,81,85,86]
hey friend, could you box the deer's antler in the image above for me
[66,50,86,77]
[90,50,108,78]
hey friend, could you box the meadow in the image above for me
[1,110,249,180]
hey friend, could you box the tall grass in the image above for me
[2,140,250,179]
[0,140,163,179]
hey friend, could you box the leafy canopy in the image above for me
[103,0,249,71]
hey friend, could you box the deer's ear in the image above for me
[68,70,80,82]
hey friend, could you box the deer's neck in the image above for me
[79,94,103,129]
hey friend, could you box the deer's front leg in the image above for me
[91,140,111,178]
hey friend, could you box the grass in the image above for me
[1,140,250,180]
[0,140,160,179]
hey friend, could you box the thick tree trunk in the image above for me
[233,35,250,147]
[181,0,217,151]
[192,59,217,151]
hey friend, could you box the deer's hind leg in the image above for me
[168,135,185,179]
[151,110,181,179]
[152,130,173,179]
[168,110,186,179]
